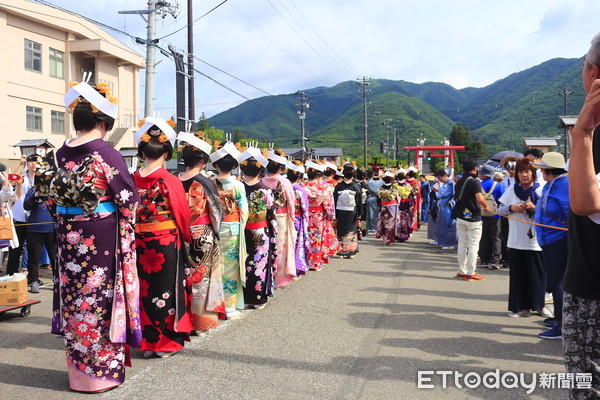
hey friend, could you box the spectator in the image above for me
[524,149,546,189]
[434,169,457,250]
[562,32,600,399]
[453,159,489,281]
[6,154,37,276]
[23,187,55,294]
[366,170,383,233]
[498,158,550,318]
[478,164,505,269]
[532,152,569,340]
[420,174,431,223]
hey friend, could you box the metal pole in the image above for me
[144,0,157,116]
[385,123,389,167]
[187,0,195,124]
[363,79,368,167]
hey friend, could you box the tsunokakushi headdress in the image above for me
[135,117,177,147]
[63,72,118,118]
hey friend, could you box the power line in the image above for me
[265,0,354,79]
[158,0,228,40]
[283,0,358,77]
[227,1,321,80]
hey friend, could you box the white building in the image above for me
[0,0,144,170]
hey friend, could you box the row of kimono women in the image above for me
[50,81,365,393]
[373,169,422,245]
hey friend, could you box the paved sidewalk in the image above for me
[0,229,567,399]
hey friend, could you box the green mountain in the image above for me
[208,57,585,160]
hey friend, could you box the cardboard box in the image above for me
[0,279,28,306]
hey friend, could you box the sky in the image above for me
[47,0,600,119]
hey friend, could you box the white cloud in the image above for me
[46,0,600,119]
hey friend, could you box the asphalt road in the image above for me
[0,227,567,399]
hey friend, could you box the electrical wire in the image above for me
[158,0,229,40]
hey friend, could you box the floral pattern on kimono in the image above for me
[293,184,310,273]
[50,139,141,392]
[261,175,297,287]
[303,180,332,269]
[134,168,192,353]
[216,176,248,313]
[322,181,340,258]
[243,181,276,305]
[376,184,403,245]
[182,175,226,331]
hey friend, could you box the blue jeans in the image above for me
[541,236,567,326]
[421,202,429,223]
[366,197,378,231]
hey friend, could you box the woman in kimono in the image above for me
[322,162,341,258]
[211,142,248,319]
[261,150,297,287]
[303,161,332,270]
[395,170,415,242]
[434,169,458,249]
[177,132,225,334]
[239,148,276,308]
[133,117,192,358]
[48,77,141,392]
[376,172,401,245]
[405,167,421,233]
[333,164,362,258]
[286,160,310,277]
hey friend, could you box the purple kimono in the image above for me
[48,138,141,392]
[293,184,310,274]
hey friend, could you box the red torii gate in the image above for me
[403,145,466,171]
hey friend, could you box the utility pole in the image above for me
[169,44,186,172]
[120,1,179,118]
[296,91,309,161]
[187,0,195,125]
[356,77,370,167]
[394,128,399,165]
[559,87,573,157]
[382,118,393,167]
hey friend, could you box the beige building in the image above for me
[0,0,144,170]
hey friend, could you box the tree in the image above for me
[204,126,224,142]
[196,112,208,132]
[233,128,246,143]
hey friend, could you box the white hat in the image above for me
[210,142,242,163]
[63,72,117,119]
[336,169,344,177]
[240,147,269,167]
[135,116,177,147]
[531,152,566,170]
[287,161,305,174]
[407,166,418,173]
[324,162,337,171]
[176,131,212,155]
[382,171,394,178]
[305,161,325,172]
[267,150,287,165]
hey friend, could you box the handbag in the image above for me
[0,216,14,241]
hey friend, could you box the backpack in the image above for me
[481,181,499,217]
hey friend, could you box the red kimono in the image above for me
[133,167,193,353]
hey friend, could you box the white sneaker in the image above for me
[441,246,455,250]
[428,241,438,245]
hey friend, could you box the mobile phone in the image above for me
[8,174,20,181]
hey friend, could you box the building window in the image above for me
[26,106,42,132]
[49,48,64,78]
[51,110,65,134]
[24,39,42,72]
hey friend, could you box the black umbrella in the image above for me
[489,150,523,161]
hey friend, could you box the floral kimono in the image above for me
[376,184,401,244]
[133,168,192,353]
[322,180,340,259]
[216,176,248,314]
[261,175,297,287]
[405,177,421,233]
[293,183,310,275]
[46,139,141,392]
[303,180,335,270]
[243,181,277,306]
[181,173,226,331]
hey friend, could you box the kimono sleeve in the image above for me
[100,150,142,346]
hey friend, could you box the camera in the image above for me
[8,174,20,181]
